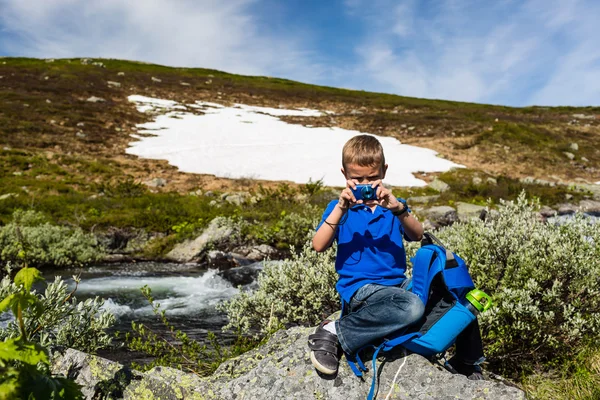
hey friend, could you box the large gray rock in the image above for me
[428,179,450,193]
[53,326,524,399]
[456,202,487,221]
[421,206,458,227]
[166,218,233,262]
[52,348,143,399]
[407,195,440,204]
[579,200,600,215]
[210,327,524,400]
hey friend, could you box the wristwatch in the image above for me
[392,198,409,217]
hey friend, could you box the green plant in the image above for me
[125,285,259,375]
[0,273,115,353]
[0,209,104,268]
[524,344,600,400]
[241,207,320,250]
[301,178,325,197]
[420,192,600,375]
[0,266,83,399]
[221,242,338,337]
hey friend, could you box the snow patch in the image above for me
[127,95,463,187]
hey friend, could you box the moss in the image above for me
[88,356,122,381]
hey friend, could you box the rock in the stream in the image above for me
[218,261,265,286]
[166,218,233,262]
[53,326,524,400]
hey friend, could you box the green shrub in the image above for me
[222,192,600,377]
[221,242,338,337]
[241,207,321,250]
[424,192,600,373]
[0,210,104,268]
[0,266,84,399]
[0,270,115,353]
[125,286,259,375]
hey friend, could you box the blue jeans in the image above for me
[335,283,425,355]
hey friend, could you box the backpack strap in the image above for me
[410,246,438,305]
[365,342,386,400]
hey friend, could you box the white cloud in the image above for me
[340,0,600,106]
[0,0,324,83]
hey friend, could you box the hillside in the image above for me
[2,57,599,184]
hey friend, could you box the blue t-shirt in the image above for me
[317,199,413,304]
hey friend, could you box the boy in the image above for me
[308,135,485,379]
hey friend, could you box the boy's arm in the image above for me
[313,182,358,252]
[312,204,346,252]
[395,212,424,241]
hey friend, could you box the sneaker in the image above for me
[444,355,485,380]
[308,320,341,375]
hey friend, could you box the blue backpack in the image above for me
[344,233,481,399]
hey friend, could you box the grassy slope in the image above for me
[0,57,599,229]
[3,58,600,397]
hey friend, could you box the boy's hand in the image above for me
[337,179,361,210]
[364,181,404,213]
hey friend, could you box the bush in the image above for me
[0,269,115,353]
[0,266,84,399]
[221,242,338,337]
[0,210,104,268]
[241,207,321,250]
[425,192,600,373]
[222,192,600,377]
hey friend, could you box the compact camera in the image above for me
[351,184,378,201]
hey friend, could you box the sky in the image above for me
[1,0,599,107]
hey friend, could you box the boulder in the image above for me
[539,206,557,219]
[206,250,253,269]
[428,179,450,193]
[456,202,486,221]
[557,203,578,215]
[421,206,458,227]
[406,195,439,204]
[52,348,143,399]
[218,261,265,286]
[53,327,525,400]
[579,200,600,216]
[166,218,233,262]
[232,244,278,261]
[143,178,166,188]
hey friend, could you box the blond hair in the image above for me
[342,135,385,170]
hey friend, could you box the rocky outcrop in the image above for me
[166,218,233,262]
[53,326,525,400]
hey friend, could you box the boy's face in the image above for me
[342,163,387,184]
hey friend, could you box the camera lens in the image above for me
[361,186,374,200]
